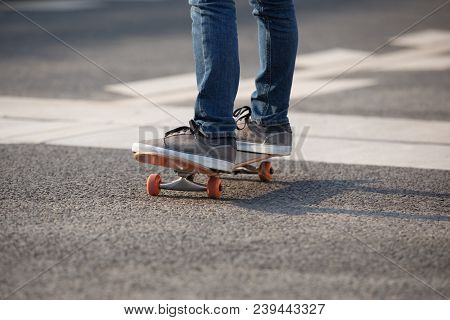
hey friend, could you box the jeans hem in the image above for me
[195,120,236,138]
[251,117,290,127]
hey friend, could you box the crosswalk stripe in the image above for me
[105,29,450,106]
[1,96,449,170]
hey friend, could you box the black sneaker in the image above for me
[233,106,292,155]
[132,120,236,173]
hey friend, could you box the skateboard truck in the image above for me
[233,164,258,175]
[159,172,206,192]
[233,162,274,182]
[146,172,222,199]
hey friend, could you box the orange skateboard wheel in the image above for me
[258,161,273,182]
[146,174,161,196]
[207,176,222,199]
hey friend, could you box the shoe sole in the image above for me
[132,143,234,173]
[236,141,291,156]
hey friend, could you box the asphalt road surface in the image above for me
[1,144,449,299]
[0,0,449,299]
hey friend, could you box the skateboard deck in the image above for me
[133,150,276,199]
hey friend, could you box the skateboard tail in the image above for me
[132,143,234,173]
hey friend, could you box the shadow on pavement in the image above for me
[232,179,450,222]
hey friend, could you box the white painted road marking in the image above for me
[1,29,449,170]
[1,96,449,170]
[105,29,450,105]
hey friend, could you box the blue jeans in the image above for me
[189,0,298,137]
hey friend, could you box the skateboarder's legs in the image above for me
[189,0,298,136]
[132,1,298,173]
[249,0,298,126]
[189,0,240,137]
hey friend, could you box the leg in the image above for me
[132,1,238,174]
[189,0,240,137]
[249,0,298,126]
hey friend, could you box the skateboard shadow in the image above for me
[221,175,292,184]
[157,193,242,201]
[232,179,450,222]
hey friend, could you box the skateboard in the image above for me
[133,150,276,199]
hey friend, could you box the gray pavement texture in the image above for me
[1,144,449,299]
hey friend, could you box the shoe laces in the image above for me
[233,106,251,130]
[165,107,251,138]
[164,120,202,138]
